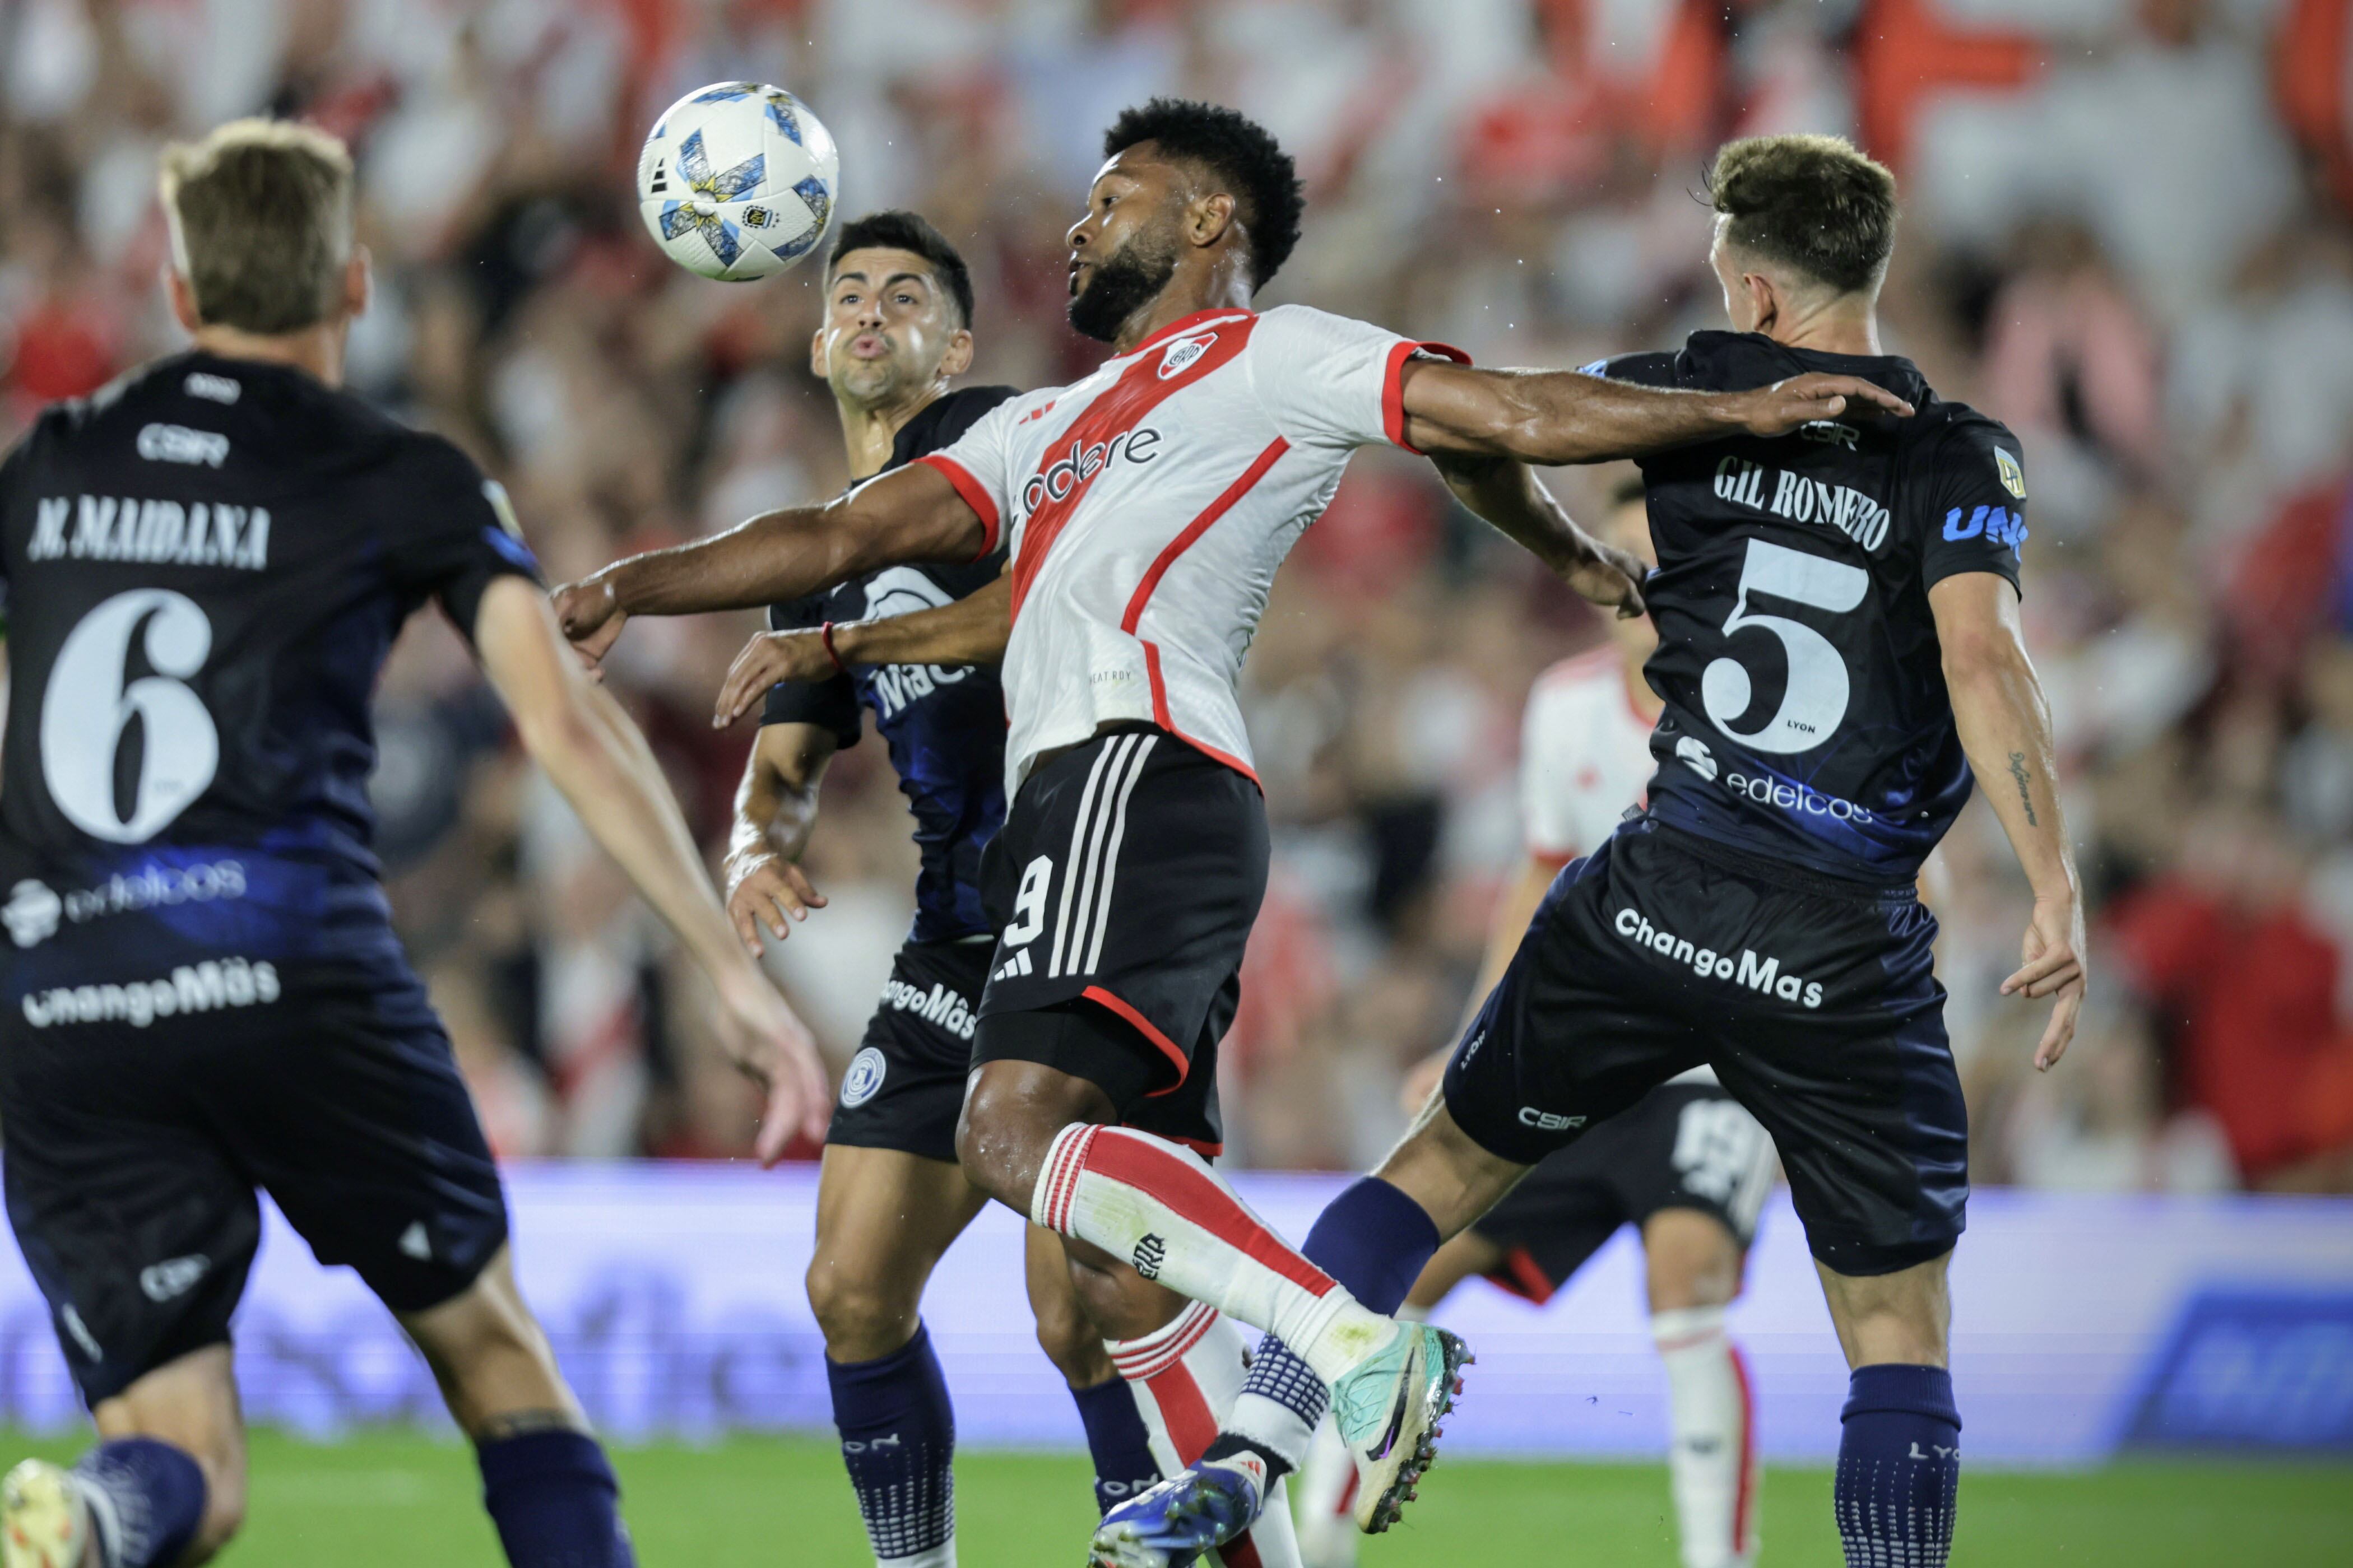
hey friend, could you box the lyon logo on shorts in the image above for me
[840,1046,888,1108]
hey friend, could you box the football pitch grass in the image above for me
[4,1430,2345,1565]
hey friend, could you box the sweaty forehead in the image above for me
[1090,143,1181,194]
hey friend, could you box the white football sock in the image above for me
[1652,1305,1760,1568]
[1108,1302,1301,1568]
[1033,1124,1393,1384]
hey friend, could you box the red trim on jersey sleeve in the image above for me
[1142,642,1262,786]
[1121,437,1289,632]
[1383,339,1474,454]
[913,453,1001,559]
[1082,984,1189,1092]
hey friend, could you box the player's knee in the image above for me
[954,1062,1088,1207]
[805,1257,920,1361]
[1032,1290,1113,1386]
[1644,1209,1744,1312]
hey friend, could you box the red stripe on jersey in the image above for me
[1141,643,1263,785]
[1382,340,1473,454]
[1083,984,1189,1092]
[1084,1128,1342,1300]
[1009,318,1261,623]
[913,454,1001,559]
[1131,308,1255,358]
[1121,437,1289,634]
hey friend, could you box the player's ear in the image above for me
[1189,191,1237,250]
[810,324,829,380]
[939,326,974,379]
[164,267,203,335]
[342,246,371,322]
[1742,269,1778,338]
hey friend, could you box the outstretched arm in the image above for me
[1398,359,1915,466]
[1430,453,1647,618]
[713,570,1013,726]
[553,460,987,664]
[1929,570,2085,1071]
[472,576,832,1158]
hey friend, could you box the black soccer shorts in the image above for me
[1468,1078,1777,1302]
[969,726,1264,1156]
[1444,817,1965,1277]
[1,955,509,1404]
[827,937,994,1164]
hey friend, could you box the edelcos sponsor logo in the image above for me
[1713,456,1890,553]
[878,976,978,1041]
[1018,425,1163,517]
[1724,771,1876,825]
[1613,907,1823,1009]
[20,956,281,1030]
[26,495,270,571]
[6,862,248,948]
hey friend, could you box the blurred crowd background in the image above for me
[4,0,2352,1192]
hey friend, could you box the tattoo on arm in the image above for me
[2007,751,2039,827]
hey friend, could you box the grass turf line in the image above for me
[1,1431,2344,1565]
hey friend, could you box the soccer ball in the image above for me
[637,82,839,282]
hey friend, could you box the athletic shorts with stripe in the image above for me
[1469,1081,1776,1304]
[1444,816,1965,1277]
[972,725,1265,1156]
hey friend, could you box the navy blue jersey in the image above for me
[1592,332,2026,883]
[763,385,1017,943]
[0,351,539,982]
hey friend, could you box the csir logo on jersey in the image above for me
[1158,333,1217,379]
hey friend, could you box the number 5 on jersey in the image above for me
[1700,538,1869,755]
[41,589,221,843]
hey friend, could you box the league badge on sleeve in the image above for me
[1995,446,2026,501]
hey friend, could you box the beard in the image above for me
[1068,227,1180,343]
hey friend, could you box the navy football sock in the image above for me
[1836,1363,1961,1567]
[1069,1374,1161,1516]
[827,1322,956,1566]
[73,1437,207,1568]
[475,1429,635,1568]
[1206,1176,1441,1480]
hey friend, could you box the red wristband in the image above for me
[819,621,847,674]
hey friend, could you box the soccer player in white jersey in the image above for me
[1289,478,1776,1568]
[554,99,1909,1564]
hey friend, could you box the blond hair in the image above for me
[159,119,355,334]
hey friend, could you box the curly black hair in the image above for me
[829,209,976,326]
[1102,99,1305,290]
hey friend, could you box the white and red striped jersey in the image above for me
[917,304,1463,794]
[1520,646,1658,864]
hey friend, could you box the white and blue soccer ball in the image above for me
[637,82,839,282]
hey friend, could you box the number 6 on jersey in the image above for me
[40,589,221,844]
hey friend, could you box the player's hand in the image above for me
[711,966,833,1162]
[1399,1048,1450,1116]
[552,576,628,667]
[725,849,828,951]
[1738,374,1915,436]
[1999,892,2086,1072]
[1560,538,1649,620]
[715,630,835,728]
